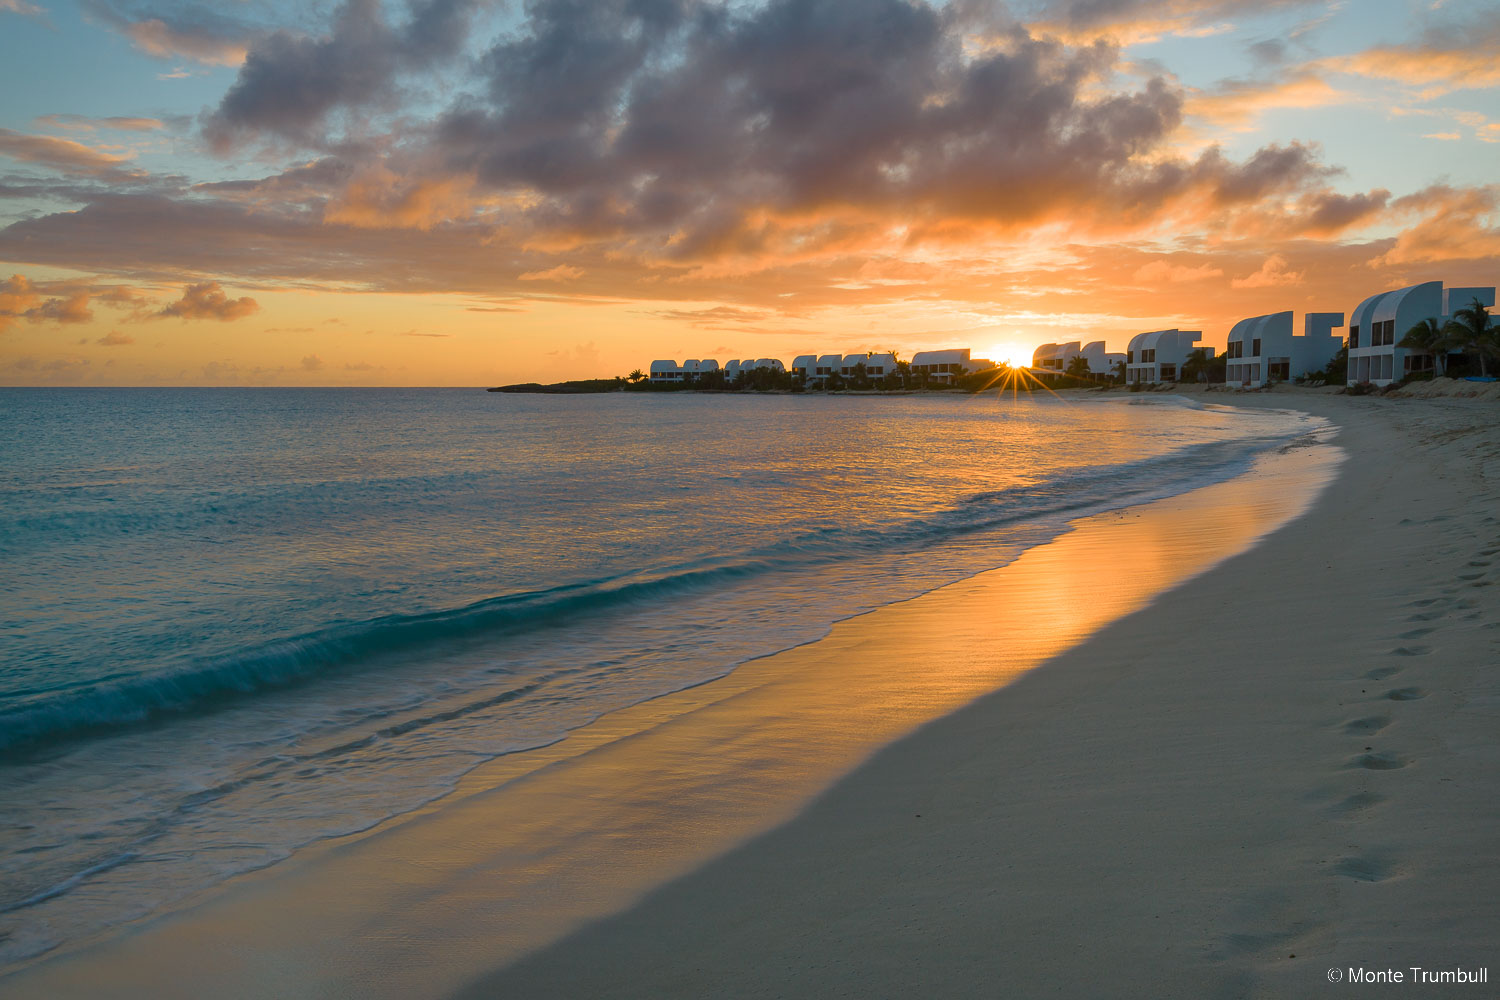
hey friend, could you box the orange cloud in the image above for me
[0,128,139,179]
[1185,73,1347,131]
[519,265,585,282]
[323,168,483,231]
[1372,185,1500,267]
[156,282,259,321]
[0,274,41,332]
[1322,16,1500,98]
[1133,259,1224,283]
[125,18,247,66]
[96,331,135,346]
[1231,254,1303,288]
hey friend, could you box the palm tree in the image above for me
[1111,359,1127,384]
[1180,347,1215,383]
[1446,298,1497,377]
[1064,354,1092,380]
[1397,318,1453,377]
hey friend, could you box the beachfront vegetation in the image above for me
[1395,299,1497,380]
[1398,318,1454,378]
[1447,299,1496,377]
[1180,348,1226,384]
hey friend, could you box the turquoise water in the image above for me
[0,388,1320,967]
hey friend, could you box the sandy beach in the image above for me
[468,388,1500,998]
[5,389,1497,999]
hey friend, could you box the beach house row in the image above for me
[789,349,995,384]
[1031,275,1493,388]
[1030,341,1127,383]
[648,358,786,382]
[649,349,996,386]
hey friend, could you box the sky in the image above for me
[0,0,1496,386]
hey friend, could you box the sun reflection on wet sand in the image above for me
[3,434,1341,1000]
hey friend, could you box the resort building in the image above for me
[910,349,995,383]
[1225,312,1343,386]
[838,352,899,377]
[1031,341,1127,382]
[1347,281,1497,386]
[720,358,787,379]
[791,355,816,379]
[1124,330,1206,384]
[648,359,721,382]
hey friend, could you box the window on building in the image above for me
[1251,338,1261,356]
[1349,324,1359,348]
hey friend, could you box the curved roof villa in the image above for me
[1226,311,1342,387]
[1347,281,1495,386]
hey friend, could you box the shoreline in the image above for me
[468,391,1500,998]
[0,400,1345,998]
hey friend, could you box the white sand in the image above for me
[462,391,1500,998]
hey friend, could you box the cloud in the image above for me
[155,281,259,320]
[1132,259,1223,283]
[518,264,584,282]
[0,274,41,332]
[300,353,324,371]
[96,330,135,346]
[34,114,168,133]
[27,290,95,324]
[202,0,488,151]
[1372,184,1500,267]
[1,0,45,18]
[1022,0,1318,44]
[0,128,142,180]
[0,276,101,329]
[81,2,255,65]
[1185,72,1346,131]
[1230,254,1303,288]
[1321,8,1500,97]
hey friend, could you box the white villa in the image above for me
[724,358,786,378]
[648,358,721,382]
[910,349,995,383]
[649,348,991,387]
[1225,311,1343,386]
[1124,330,1207,384]
[1347,281,1496,386]
[1031,341,1127,381]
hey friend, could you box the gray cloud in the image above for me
[203,0,490,151]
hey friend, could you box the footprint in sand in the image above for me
[1386,687,1428,701]
[1335,855,1398,883]
[1389,646,1430,657]
[1399,626,1435,639]
[1331,791,1385,815]
[1406,610,1444,621]
[1365,665,1402,680]
[1350,751,1407,770]
[1343,715,1391,735]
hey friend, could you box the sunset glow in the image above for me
[1,0,1497,385]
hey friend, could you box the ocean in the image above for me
[0,388,1323,969]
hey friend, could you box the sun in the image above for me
[987,343,1034,369]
